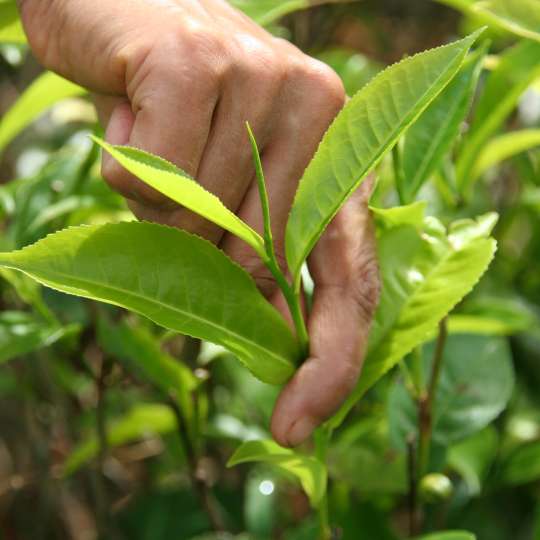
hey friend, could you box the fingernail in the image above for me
[286,417,318,447]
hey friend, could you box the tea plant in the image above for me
[1,1,540,539]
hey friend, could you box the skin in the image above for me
[17,0,380,447]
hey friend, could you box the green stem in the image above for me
[392,142,408,206]
[247,122,310,357]
[418,318,449,476]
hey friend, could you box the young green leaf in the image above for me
[329,204,497,428]
[63,403,176,477]
[401,46,486,202]
[457,40,540,195]
[97,317,198,419]
[92,138,266,260]
[0,0,26,44]
[228,439,327,507]
[471,129,540,181]
[0,72,85,152]
[473,0,540,42]
[0,222,299,384]
[285,31,482,283]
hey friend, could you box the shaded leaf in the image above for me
[63,404,176,476]
[228,439,327,507]
[389,335,514,447]
[0,222,298,384]
[447,426,499,495]
[97,317,198,418]
[415,532,476,540]
[286,32,481,282]
[0,311,77,365]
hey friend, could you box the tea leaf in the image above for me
[330,204,497,427]
[401,47,486,201]
[63,403,176,476]
[415,532,476,540]
[0,0,26,44]
[457,40,540,195]
[285,32,481,283]
[0,222,298,384]
[388,335,514,447]
[228,439,327,506]
[0,311,77,365]
[230,0,308,25]
[0,72,85,152]
[472,129,540,181]
[93,139,266,259]
[97,317,198,419]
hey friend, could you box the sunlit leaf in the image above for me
[93,139,266,259]
[0,0,26,44]
[0,72,85,152]
[330,204,497,427]
[0,222,299,384]
[286,32,481,283]
[228,439,327,506]
[439,0,540,42]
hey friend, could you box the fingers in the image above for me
[221,57,346,301]
[98,39,221,239]
[271,178,380,447]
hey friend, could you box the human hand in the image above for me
[19,0,380,446]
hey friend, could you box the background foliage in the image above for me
[1,1,540,539]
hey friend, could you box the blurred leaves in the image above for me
[389,335,514,447]
[0,72,85,152]
[0,0,26,44]
[63,403,177,476]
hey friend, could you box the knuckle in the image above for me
[301,59,346,112]
[232,36,287,89]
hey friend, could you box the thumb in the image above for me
[271,178,379,447]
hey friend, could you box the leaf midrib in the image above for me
[4,263,293,368]
[292,46,468,276]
